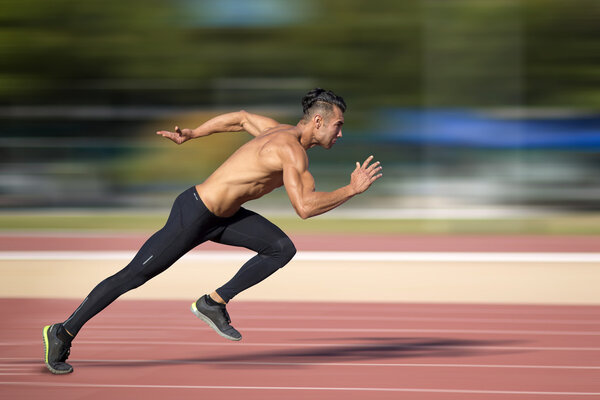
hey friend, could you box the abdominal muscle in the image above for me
[196,176,282,217]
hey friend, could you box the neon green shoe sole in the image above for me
[43,324,73,374]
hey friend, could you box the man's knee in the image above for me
[273,236,296,265]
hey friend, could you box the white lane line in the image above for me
[1,381,599,396]
[0,371,34,374]
[2,250,600,263]
[93,310,600,320]
[68,313,600,325]
[4,341,600,352]
[273,306,600,317]
[69,325,600,336]
[242,327,600,336]
[0,373,37,376]
[215,315,600,325]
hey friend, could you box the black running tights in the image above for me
[63,187,296,336]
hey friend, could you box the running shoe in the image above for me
[42,324,73,374]
[190,295,242,341]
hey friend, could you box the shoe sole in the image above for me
[42,325,73,375]
[190,302,241,341]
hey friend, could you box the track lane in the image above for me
[1,299,599,399]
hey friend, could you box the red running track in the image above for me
[1,299,599,399]
[1,233,599,252]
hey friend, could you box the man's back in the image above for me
[197,124,302,217]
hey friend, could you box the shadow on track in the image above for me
[77,337,527,370]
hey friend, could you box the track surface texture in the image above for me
[1,233,599,398]
[1,299,600,399]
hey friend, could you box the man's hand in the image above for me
[350,155,382,194]
[156,126,194,145]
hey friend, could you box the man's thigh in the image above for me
[212,208,290,253]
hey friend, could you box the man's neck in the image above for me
[296,121,316,149]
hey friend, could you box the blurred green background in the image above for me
[1,0,599,233]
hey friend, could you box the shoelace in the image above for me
[59,342,71,363]
[220,306,232,324]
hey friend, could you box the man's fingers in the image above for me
[369,166,382,177]
[368,172,383,183]
[156,130,184,144]
[361,155,374,169]
[366,161,381,172]
[365,160,382,178]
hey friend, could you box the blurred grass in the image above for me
[1,213,600,235]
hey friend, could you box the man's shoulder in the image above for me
[262,123,298,136]
[262,126,300,146]
[259,127,306,164]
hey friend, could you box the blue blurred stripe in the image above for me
[379,109,600,149]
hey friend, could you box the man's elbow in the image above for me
[297,211,310,220]
[237,110,249,125]
[295,204,312,220]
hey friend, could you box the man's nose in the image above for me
[338,130,343,138]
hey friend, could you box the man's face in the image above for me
[316,106,344,149]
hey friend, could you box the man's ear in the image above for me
[314,114,322,128]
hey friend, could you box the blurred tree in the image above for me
[523,0,600,107]
[0,0,599,109]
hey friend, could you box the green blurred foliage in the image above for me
[522,0,600,106]
[1,213,600,234]
[107,112,252,184]
[1,0,598,109]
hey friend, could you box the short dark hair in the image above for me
[302,88,346,119]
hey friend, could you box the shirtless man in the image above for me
[42,88,382,374]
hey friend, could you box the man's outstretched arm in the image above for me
[156,111,279,144]
[283,150,382,219]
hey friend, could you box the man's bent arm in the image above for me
[284,167,355,219]
[191,111,280,138]
[283,152,382,219]
[157,111,279,144]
